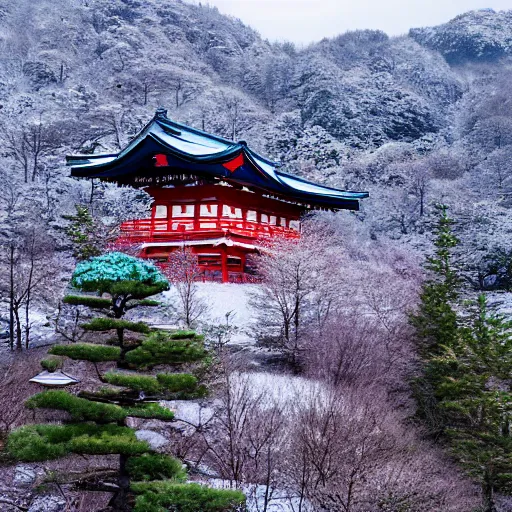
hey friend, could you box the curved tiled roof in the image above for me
[67,108,369,210]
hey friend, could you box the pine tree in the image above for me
[7,253,245,512]
[439,295,512,512]
[64,252,168,365]
[410,204,461,352]
[410,204,462,433]
[63,205,105,261]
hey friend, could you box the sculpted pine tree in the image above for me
[7,253,244,512]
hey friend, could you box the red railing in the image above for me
[118,217,300,243]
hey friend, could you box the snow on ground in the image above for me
[210,478,311,512]
[240,371,326,406]
[160,282,260,345]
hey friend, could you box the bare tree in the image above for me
[1,118,58,182]
[0,226,56,350]
[250,232,341,367]
[201,359,287,512]
[164,247,209,328]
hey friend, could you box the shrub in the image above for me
[126,454,186,482]
[63,295,111,309]
[49,343,121,362]
[132,482,245,512]
[40,356,63,372]
[26,391,126,423]
[82,318,151,334]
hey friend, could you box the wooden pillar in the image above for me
[221,248,228,283]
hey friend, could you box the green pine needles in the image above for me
[49,343,121,362]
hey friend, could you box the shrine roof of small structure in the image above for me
[67,108,369,210]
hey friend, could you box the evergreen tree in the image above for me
[410,204,462,433]
[410,204,461,352]
[63,205,105,261]
[438,295,512,512]
[64,252,169,364]
[7,254,244,512]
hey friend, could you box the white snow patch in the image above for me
[209,478,312,512]
[236,371,327,407]
[161,282,259,344]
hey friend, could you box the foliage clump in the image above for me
[82,317,151,334]
[127,454,187,482]
[49,343,121,362]
[125,331,206,369]
[104,371,198,395]
[40,356,63,372]
[71,252,168,294]
[131,482,246,512]
[26,390,126,423]
[63,294,112,308]
[8,423,149,462]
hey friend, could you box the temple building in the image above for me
[67,108,369,282]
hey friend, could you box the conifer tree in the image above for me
[63,252,168,364]
[410,204,461,352]
[63,205,104,261]
[7,253,245,512]
[410,204,461,432]
[438,295,512,512]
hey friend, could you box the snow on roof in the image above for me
[151,121,233,156]
[67,108,369,211]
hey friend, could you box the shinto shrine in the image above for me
[67,108,368,282]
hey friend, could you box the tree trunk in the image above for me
[109,454,131,512]
[14,306,22,351]
[9,244,15,351]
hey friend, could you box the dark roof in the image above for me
[67,108,369,210]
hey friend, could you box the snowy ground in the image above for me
[159,282,260,345]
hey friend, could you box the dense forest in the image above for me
[0,1,512,511]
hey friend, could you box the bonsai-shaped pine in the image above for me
[64,252,169,365]
[7,254,245,512]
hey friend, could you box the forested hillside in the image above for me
[0,2,512,511]
[1,3,511,257]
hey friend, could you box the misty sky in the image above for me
[192,1,511,44]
